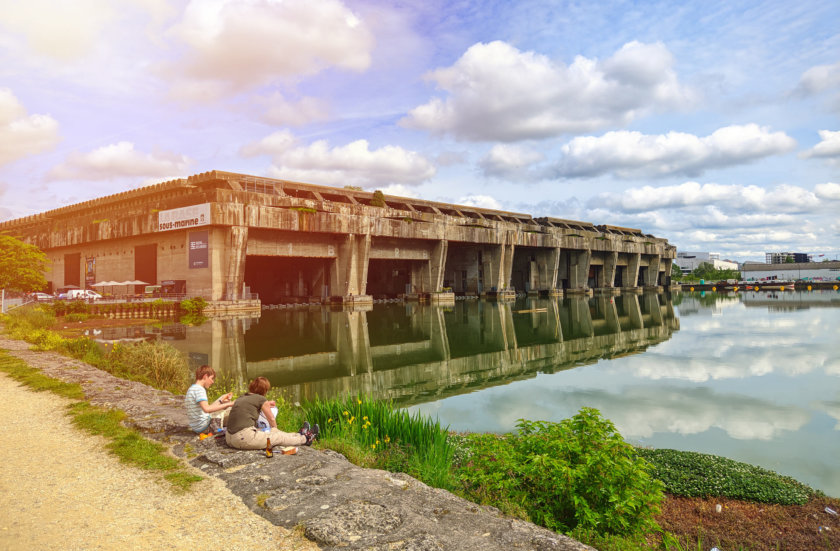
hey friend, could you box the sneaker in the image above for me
[298,421,310,435]
[303,423,320,446]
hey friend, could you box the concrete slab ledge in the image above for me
[204,299,261,315]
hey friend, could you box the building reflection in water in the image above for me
[173,294,679,406]
[89,294,680,407]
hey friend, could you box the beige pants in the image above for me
[225,426,306,450]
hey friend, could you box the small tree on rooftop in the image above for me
[370,190,386,208]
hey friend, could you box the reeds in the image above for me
[302,394,455,488]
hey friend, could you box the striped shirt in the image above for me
[185,383,210,432]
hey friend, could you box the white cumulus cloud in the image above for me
[240,129,298,157]
[167,0,374,100]
[0,0,116,60]
[257,137,435,188]
[48,141,191,181]
[815,182,840,200]
[457,194,502,210]
[480,144,544,180]
[257,93,330,126]
[796,61,840,95]
[554,124,796,178]
[0,88,60,166]
[401,40,694,141]
[801,129,840,160]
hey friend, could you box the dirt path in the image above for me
[0,371,317,551]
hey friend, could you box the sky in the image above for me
[0,0,838,262]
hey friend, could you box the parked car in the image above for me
[28,292,54,302]
[57,289,102,301]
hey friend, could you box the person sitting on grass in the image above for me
[225,376,318,450]
[184,365,234,435]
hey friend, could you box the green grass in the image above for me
[301,394,454,488]
[0,349,84,399]
[0,347,201,492]
[2,307,190,395]
[636,448,819,505]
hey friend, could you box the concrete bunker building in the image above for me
[0,171,677,304]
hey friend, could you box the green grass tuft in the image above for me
[0,349,84,399]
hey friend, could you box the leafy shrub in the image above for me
[180,297,207,314]
[27,328,65,351]
[636,448,818,505]
[65,300,90,314]
[456,408,663,536]
[64,313,90,322]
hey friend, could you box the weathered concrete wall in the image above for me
[0,170,676,299]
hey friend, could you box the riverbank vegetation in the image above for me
[2,305,837,549]
[2,304,190,394]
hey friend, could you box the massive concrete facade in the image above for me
[0,171,676,302]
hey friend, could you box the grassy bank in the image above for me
[0,349,201,491]
[2,304,190,394]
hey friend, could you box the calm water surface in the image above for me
[95,290,840,496]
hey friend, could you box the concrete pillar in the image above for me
[602,251,618,288]
[534,247,560,292]
[569,249,591,289]
[430,240,448,292]
[225,225,248,300]
[625,253,641,288]
[558,250,569,289]
[483,245,501,292]
[331,234,371,297]
[661,257,673,286]
[501,237,515,290]
[646,255,661,286]
[483,239,514,291]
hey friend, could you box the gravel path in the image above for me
[0,371,317,551]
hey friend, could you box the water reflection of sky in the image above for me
[410,291,840,497]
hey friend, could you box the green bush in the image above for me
[65,300,90,314]
[636,448,818,505]
[64,313,90,322]
[456,408,664,536]
[180,297,207,314]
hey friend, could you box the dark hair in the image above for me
[195,365,215,381]
[248,376,270,396]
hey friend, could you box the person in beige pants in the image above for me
[225,377,318,450]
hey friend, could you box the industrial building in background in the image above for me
[0,171,677,309]
[674,251,739,276]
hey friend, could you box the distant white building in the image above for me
[742,261,840,281]
[674,252,739,275]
